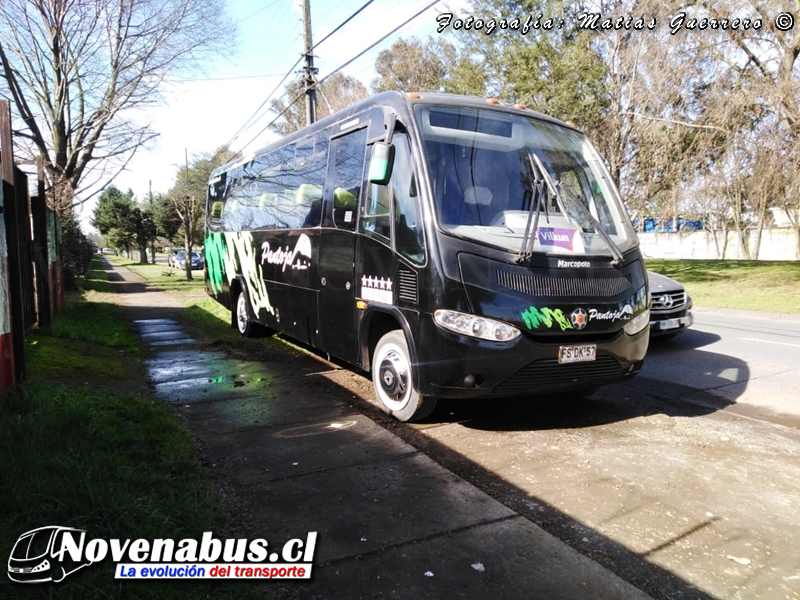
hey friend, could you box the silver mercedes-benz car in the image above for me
[648,271,694,338]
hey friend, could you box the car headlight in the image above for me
[434,309,520,342]
[624,308,650,335]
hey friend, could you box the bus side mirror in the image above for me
[368,142,395,185]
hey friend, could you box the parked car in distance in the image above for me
[648,271,694,338]
[175,250,204,270]
[167,248,181,268]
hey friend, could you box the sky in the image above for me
[83,0,464,230]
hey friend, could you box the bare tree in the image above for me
[371,37,458,94]
[169,146,237,280]
[673,0,800,256]
[0,0,235,216]
[269,72,369,136]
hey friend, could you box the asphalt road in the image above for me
[397,309,800,599]
[643,308,800,426]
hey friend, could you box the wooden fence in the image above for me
[0,99,64,390]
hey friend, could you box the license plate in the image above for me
[558,344,597,364]
[659,318,680,330]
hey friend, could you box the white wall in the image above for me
[639,228,800,261]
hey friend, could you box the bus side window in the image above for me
[330,128,368,231]
[297,136,328,227]
[249,151,283,229]
[362,182,391,241]
[360,132,425,263]
[391,133,425,264]
[207,174,226,231]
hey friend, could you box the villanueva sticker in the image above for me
[536,227,577,251]
[360,275,393,305]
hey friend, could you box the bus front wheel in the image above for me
[372,331,437,422]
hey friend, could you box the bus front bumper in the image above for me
[414,318,649,399]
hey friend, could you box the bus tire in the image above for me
[234,289,260,338]
[372,331,437,422]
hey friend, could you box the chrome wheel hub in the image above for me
[379,350,408,401]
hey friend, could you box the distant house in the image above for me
[770,208,795,228]
[633,217,705,233]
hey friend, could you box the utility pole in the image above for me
[302,0,317,126]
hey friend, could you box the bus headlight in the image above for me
[434,309,520,342]
[30,559,50,572]
[624,309,650,335]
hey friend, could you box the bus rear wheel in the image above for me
[234,289,260,338]
[372,331,437,422]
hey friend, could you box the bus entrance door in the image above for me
[317,228,358,364]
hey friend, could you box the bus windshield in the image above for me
[416,104,638,259]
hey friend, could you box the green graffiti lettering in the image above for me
[204,232,226,294]
[203,230,274,316]
[225,231,274,316]
[521,306,573,331]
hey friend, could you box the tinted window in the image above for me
[361,132,426,263]
[330,128,367,231]
[215,135,329,231]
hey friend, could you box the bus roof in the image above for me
[210,91,579,179]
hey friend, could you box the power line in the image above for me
[227,0,442,156]
[317,0,441,87]
[309,0,375,53]
[222,56,302,151]
[236,0,282,25]
[177,73,290,82]
[238,88,308,153]
[223,0,378,151]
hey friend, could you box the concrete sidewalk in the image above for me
[109,260,651,599]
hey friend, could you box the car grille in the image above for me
[651,291,686,312]
[494,355,625,395]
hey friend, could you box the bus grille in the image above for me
[397,268,418,303]
[496,270,630,297]
[494,355,624,395]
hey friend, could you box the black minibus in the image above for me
[205,92,649,421]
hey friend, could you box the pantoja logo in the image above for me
[8,527,317,583]
[261,234,312,272]
[589,305,633,322]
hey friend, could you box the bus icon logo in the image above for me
[8,526,91,583]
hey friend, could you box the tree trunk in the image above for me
[795,226,800,260]
[183,216,193,281]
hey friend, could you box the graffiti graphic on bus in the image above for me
[521,306,573,331]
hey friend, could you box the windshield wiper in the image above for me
[516,155,549,263]
[531,153,625,266]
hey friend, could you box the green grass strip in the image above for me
[646,259,800,314]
